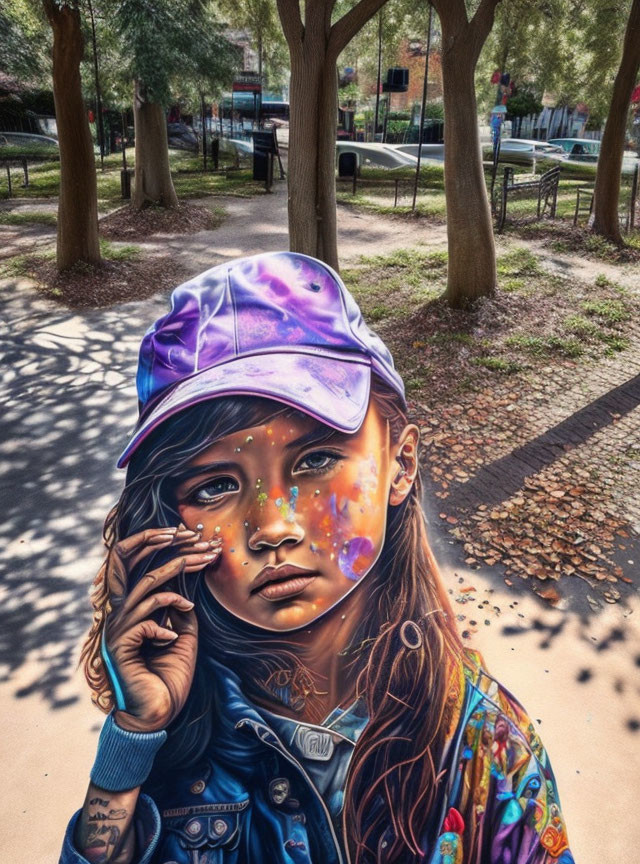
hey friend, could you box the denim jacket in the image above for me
[59,653,574,864]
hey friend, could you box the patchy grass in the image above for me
[340,244,638,414]
[99,238,141,261]
[497,247,542,279]
[0,210,57,226]
[582,298,631,324]
[100,201,225,240]
[505,334,583,358]
[1,247,187,307]
[472,356,524,373]
[1,150,265,208]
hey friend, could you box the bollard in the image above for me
[120,168,131,199]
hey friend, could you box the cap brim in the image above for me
[117,351,371,468]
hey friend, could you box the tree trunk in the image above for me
[287,49,323,261]
[592,0,640,244]
[440,31,496,306]
[277,0,387,272]
[132,81,179,210]
[43,0,100,271]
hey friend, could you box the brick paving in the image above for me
[420,312,640,597]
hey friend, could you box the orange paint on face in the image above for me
[174,401,392,632]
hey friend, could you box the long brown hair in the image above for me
[81,377,463,862]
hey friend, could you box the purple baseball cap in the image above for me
[118,251,405,468]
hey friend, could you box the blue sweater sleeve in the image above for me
[58,793,162,864]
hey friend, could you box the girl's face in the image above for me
[174,401,416,631]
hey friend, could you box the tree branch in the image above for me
[329,0,388,58]
[470,0,503,44]
[275,0,303,47]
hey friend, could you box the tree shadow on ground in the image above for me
[0,281,167,708]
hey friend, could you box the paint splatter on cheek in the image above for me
[302,466,380,580]
[338,536,376,581]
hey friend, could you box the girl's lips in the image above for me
[257,574,318,601]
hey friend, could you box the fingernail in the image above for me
[202,552,218,560]
[181,600,195,610]
[164,526,178,533]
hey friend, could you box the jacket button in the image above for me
[213,818,227,836]
[190,780,206,794]
[186,820,202,836]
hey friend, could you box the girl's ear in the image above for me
[389,424,419,506]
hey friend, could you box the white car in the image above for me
[486,138,565,164]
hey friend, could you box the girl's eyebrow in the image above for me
[284,426,343,451]
[172,460,236,483]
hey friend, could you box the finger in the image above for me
[117,619,178,653]
[169,607,198,639]
[122,546,221,612]
[114,592,195,633]
[106,529,182,597]
[104,550,128,599]
[115,527,180,559]
[128,529,202,570]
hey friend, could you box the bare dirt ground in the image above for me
[0,176,638,863]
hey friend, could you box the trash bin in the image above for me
[338,152,357,177]
[120,168,132,199]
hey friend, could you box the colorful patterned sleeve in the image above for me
[429,654,574,864]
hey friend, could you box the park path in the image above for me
[136,184,449,270]
[0,179,638,864]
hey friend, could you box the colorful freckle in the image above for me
[245,435,254,443]
[235,447,241,453]
[230,548,235,553]
[215,526,220,532]
[244,521,249,528]
[257,492,268,506]
[266,428,273,436]
[314,489,320,496]
[243,561,249,566]
[310,543,318,553]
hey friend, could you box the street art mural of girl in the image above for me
[59,252,574,864]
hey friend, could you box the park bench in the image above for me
[573,163,639,232]
[336,172,414,207]
[495,164,561,233]
[0,155,29,198]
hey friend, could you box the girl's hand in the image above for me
[102,525,220,733]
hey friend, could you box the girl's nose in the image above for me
[246,496,305,551]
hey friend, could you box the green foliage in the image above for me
[506,89,543,118]
[0,1,50,81]
[111,0,235,105]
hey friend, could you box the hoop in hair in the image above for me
[399,620,424,650]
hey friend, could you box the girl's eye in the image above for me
[190,477,239,505]
[293,451,342,475]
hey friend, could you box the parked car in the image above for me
[0,131,59,159]
[484,138,565,164]
[548,138,600,162]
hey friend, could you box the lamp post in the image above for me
[412,3,433,212]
